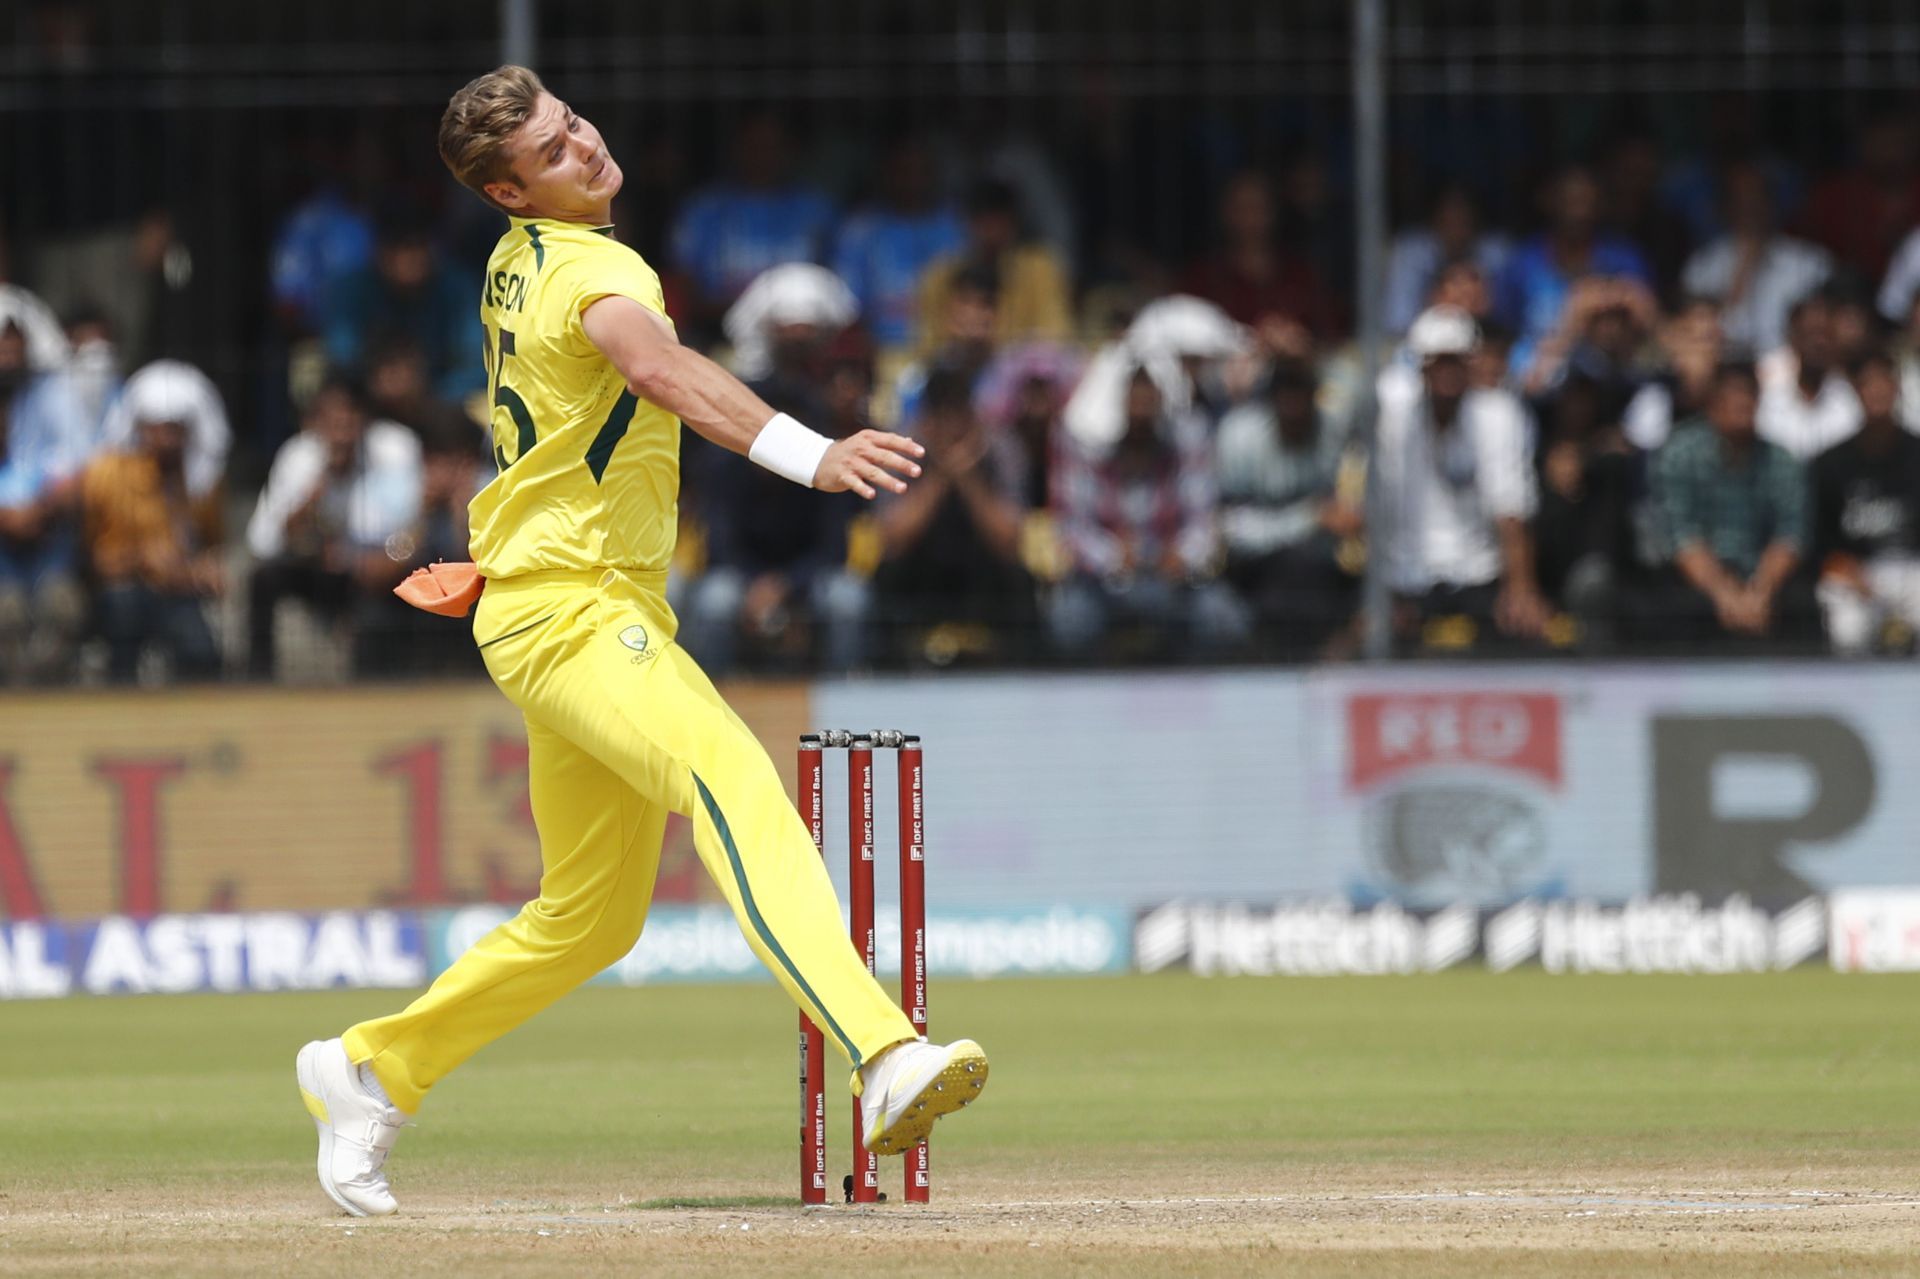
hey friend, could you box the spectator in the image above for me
[0,283,70,375]
[1796,110,1920,286]
[710,260,863,550]
[1632,361,1818,648]
[1383,185,1512,336]
[1398,260,1510,397]
[99,360,231,512]
[680,274,870,675]
[1826,284,1880,371]
[1428,258,1498,328]
[322,204,481,403]
[895,264,1002,426]
[1496,166,1653,378]
[263,135,380,453]
[1661,94,1801,247]
[0,321,85,683]
[1275,148,1353,299]
[356,406,491,677]
[1181,169,1343,338]
[1757,293,1862,459]
[61,306,121,440]
[245,375,422,679]
[1519,276,1659,409]
[973,117,1081,270]
[80,365,227,682]
[916,179,1071,356]
[873,367,1034,662]
[1047,366,1249,660]
[1600,128,1694,290]
[1066,295,1254,443]
[1464,323,1516,397]
[1892,292,1920,435]
[1057,84,1180,298]
[1874,222,1920,330]
[1531,372,1640,646]
[1213,357,1360,652]
[1373,307,1548,646]
[364,334,450,436]
[818,327,878,444]
[829,135,964,354]
[269,172,374,335]
[972,342,1083,510]
[670,110,836,333]
[720,263,859,385]
[1812,352,1920,654]
[0,306,93,485]
[1681,162,1832,355]
[1624,297,1726,450]
[0,304,120,476]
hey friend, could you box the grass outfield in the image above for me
[4,969,1919,1276]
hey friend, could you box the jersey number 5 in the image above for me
[483,323,538,471]
[482,320,638,483]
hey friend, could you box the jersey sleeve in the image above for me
[548,238,670,349]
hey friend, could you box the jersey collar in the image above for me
[507,215,616,237]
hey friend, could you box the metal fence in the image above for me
[4,1,1920,684]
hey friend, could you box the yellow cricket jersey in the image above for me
[467,216,680,579]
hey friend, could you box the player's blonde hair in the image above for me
[438,64,547,209]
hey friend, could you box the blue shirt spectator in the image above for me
[829,139,964,350]
[0,319,86,681]
[832,209,963,351]
[0,418,62,513]
[321,207,480,403]
[671,112,835,319]
[7,359,94,483]
[1384,186,1511,335]
[271,187,374,331]
[1496,168,1652,376]
[673,188,835,310]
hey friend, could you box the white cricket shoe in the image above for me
[859,1037,989,1156]
[295,1038,408,1217]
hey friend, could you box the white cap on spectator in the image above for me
[1407,305,1479,360]
[723,263,858,382]
[103,359,232,499]
[1063,295,1249,455]
[0,284,71,372]
[1124,294,1252,362]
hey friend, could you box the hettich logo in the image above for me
[1482,896,1826,974]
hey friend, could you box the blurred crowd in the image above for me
[15,105,1920,682]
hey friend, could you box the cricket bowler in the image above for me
[295,65,988,1217]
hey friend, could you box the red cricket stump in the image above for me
[797,729,930,1206]
[897,734,930,1202]
[846,734,880,1204]
[797,734,828,1206]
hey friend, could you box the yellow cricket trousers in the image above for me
[341,567,916,1114]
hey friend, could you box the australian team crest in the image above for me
[618,624,655,663]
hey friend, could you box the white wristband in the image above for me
[747,412,834,488]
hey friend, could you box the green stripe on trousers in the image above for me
[693,774,862,1067]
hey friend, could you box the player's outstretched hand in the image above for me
[813,430,926,500]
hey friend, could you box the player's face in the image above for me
[487,93,623,220]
